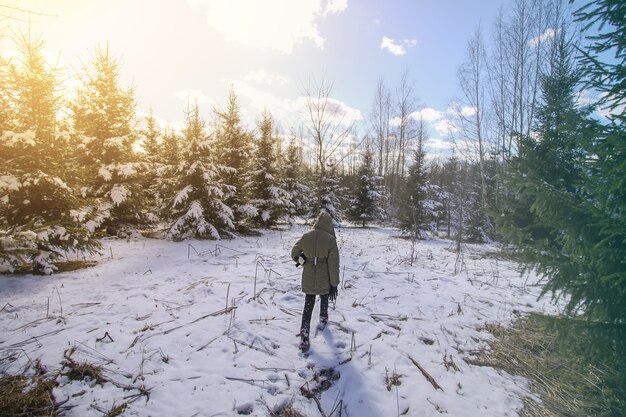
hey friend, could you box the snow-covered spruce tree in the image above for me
[139,109,162,226]
[427,158,451,237]
[142,108,162,164]
[155,128,182,221]
[317,162,343,222]
[213,89,256,232]
[0,56,13,133]
[283,132,311,222]
[165,103,233,241]
[71,44,151,236]
[348,147,385,227]
[246,112,289,228]
[0,33,98,274]
[463,162,491,243]
[398,146,438,239]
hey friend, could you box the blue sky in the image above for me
[3,0,513,153]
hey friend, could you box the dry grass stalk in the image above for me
[385,367,403,391]
[0,375,58,417]
[466,314,621,417]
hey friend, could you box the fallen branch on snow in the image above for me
[407,355,444,391]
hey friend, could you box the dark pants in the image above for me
[300,294,329,336]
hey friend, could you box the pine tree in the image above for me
[427,158,455,238]
[139,109,162,225]
[0,56,14,132]
[348,147,385,227]
[317,162,343,222]
[71,44,150,236]
[283,133,311,221]
[498,30,622,340]
[165,103,233,240]
[214,89,255,232]
[464,163,490,243]
[398,144,438,238]
[498,7,626,397]
[499,34,590,272]
[0,33,98,274]
[156,128,182,221]
[247,112,288,228]
[160,128,181,168]
[142,108,161,164]
[571,1,626,354]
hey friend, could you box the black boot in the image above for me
[299,328,310,351]
[317,315,328,330]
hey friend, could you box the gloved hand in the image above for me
[329,286,338,302]
[294,252,307,267]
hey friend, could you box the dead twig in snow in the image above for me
[12,317,55,331]
[1,303,14,313]
[5,329,65,349]
[195,336,220,352]
[163,307,236,335]
[407,355,444,391]
[228,338,275,356]
[96,332,114,343]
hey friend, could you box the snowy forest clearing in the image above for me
[0,224,561,417]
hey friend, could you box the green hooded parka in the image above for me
[291,212,340,295]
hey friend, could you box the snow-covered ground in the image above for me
[0,224,560,417]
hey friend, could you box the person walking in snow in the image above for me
[291,211,340,351]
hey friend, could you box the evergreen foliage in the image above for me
[71,44,151,236]
[428,158,457,239]
[0,56,14,133]
[348,147,385,227]
[165,104,233,240]
[499,10,626,375]
[142,109,162,164]
[139,109,162,223]
[464,162,492,243]
[283,133,311,221]
[156,128,182,222]
[573,0,626,360]
[317,163,343,222]
[398,144,438,238]
[214,89,256,232]
[0,33,98,274]
[247,112,289,228]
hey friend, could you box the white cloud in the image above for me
[529,28,559,47]
[380,36,417,56]
[224,77,363,128]
[297,96,364,126]
[410,108,443,122]
[433,118,459,135]
[426,137,454,151]
[226,79,297,122]
[388,116,402,127]
[389,108,444,127]
[323,0,348,16]
[241,70,289,86]
[459,106,477,117]
[173,89,216,106]
[189,0,348,54]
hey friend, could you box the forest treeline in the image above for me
[1,0,624,382]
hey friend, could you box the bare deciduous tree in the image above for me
[302,77,355,216]
[455,23,489,213]
[488,0,552,161]
[369,77,392,178]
